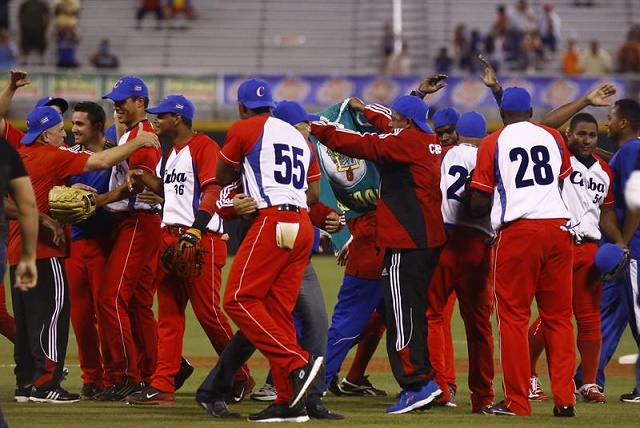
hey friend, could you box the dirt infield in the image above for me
[180,356,635,377]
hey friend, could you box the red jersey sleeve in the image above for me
[363,104,394,133]
[190,133,220,188]
[220,116,267,167]
[127,120,161,174]
[470,133,499,194]
[307,140,321,183]
[3,119,26,149]
[55,146,91,181]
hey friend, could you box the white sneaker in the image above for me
[528,376,549,401]
[250,383,277,402]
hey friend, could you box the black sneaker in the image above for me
[248,403,309,422]
[93,382,145,402]
[198,400,240,418]
[174,357,194,391]
[14,384,32,403]
[482,401,516,416]
[29,386,80,404]
[229,375,256,404]
[327,376,343,396]
[126,386,175,405]
[289,355,324,408]
[620,389,640,403]
[80,383,102,400]
[553,405,576,417]
[338,375,388,397]
[306,401,344,420]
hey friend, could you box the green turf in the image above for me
[1,255,639,426]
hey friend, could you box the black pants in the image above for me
[382,247,441,390]
[11,258,70,390]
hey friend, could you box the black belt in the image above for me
[147,207,162,215]
[276,204,300,213]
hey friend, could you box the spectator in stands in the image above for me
[381,23,395,72]
[506,0,536,62]
[18,0,50,66]
[580,40,613,76]
[0,0,9,30]
[616,27,640,73]
[136,0,164,31]
[537,2,561,54]
[493,4,509,39]
[52,0,81,33]
[56,26,79,68]
[520,28,544,73]
[485,30,505,73]
[164,0,197,29]
[453,24,473,72]
[0,29,19,70]
[434,47,453,74]
[384,41,411,75]
[561,38,580,76]
[90,38,119,69]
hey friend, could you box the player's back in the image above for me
[240,116,313,210]
[489,121,570,228]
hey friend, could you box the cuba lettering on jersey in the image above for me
[472,121,572,230]
[563,155,614,241]
[106,121,159,212]
[158,135,223,233]
[440,144,493,236]
[222,117,318,209]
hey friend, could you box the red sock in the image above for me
[577,339,601,385]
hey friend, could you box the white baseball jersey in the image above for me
[106,120,161,212]
[220,116,321,209]
[440,144,493,236]
[158,133,223,233]
[562,155,614,241]
[471,121,573,230]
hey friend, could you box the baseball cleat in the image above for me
[126,386,175,405]
[553,405,576,417]
[93,382,145,402]
[250,383,277,401]
[80,383,102,400]
[482,401,516,416]
[29,386,80,404]
[620,389,640,403]
[578,384,607,403]
[528,375,549,401]
[336,375,388,396]
[306,401,344,420]
[248,403,309,423]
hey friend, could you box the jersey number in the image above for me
[274,144,305,190]
[446,165,469,202]
[509,145,554,188]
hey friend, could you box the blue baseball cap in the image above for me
[147,94,195,121]
[273,100,320,126]
[102,76,149,102]
[391,95,433,134]
[594,244,625,275]
[501,87,532,112]
[21,106,63,145]
[237,78,276,109]
[456,111,487,139]
[104,123,117,144]
[35,96,69,114]
[432,108,460,129]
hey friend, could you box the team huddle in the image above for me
[1,57,640,423]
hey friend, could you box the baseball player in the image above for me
[312,94,445,414]
[95,75,163,401]
[525,85,623,404]
[0,136,38,427]
[427,111,495,413]
[432,107,461,149]
[8,105,159,404]
[576,99,640,401]
[215,78,323,422]
[122,94,253,405]
[469,87,576,417]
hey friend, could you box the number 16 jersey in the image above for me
[471,121,572,230]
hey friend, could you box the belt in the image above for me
[147,207,162,215]
[163,225,220,237]
[276,204,300,213]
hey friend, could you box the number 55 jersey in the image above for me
[471,121,573,230]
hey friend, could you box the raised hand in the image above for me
[9,70,30,90]
[417,74,448,94]
[586,83,617,107]
[478,55,501,92]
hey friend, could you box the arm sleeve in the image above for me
[470,134,497,193]
[215,181,241,221]
[363,104,394,133]
[56,148,91,181]
[309,201,345,232]
[219,121,250,167]
[128,121,161,174]
[307,140,321,183]
[3,120,26,149]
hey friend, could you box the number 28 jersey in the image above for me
[220,115,321,209]
[471,121,572,230]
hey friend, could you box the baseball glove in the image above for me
[601,248,630,282]
[161,228,206,277]
[48,186,97,224]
